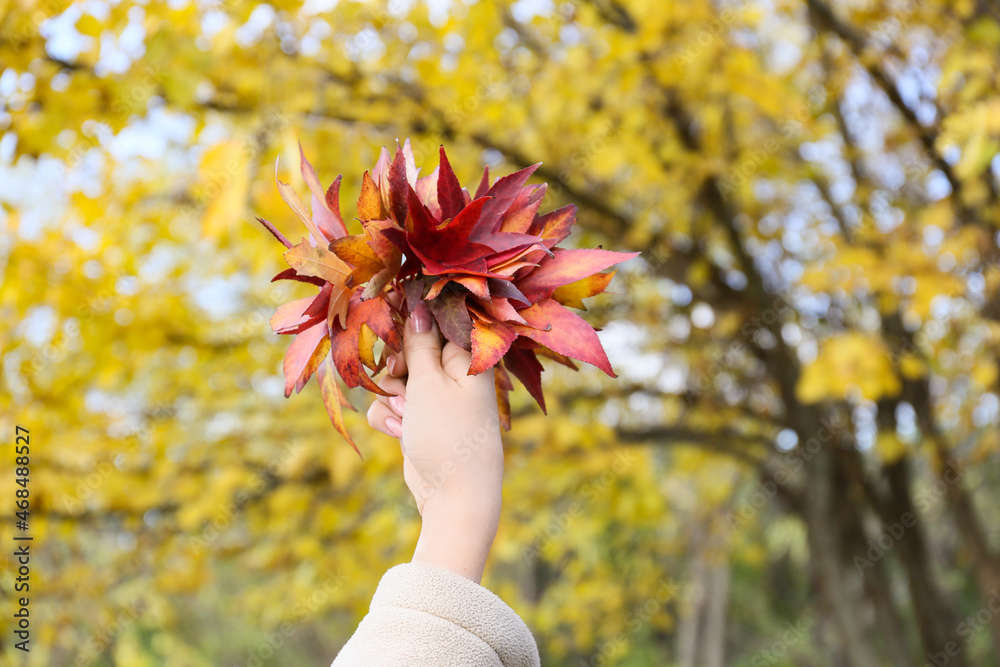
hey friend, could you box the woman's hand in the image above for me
[366,300,504,583]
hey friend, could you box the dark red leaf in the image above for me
[303,283,333,319]
[488,278,530,307]
[330,291,401,395]
[437,146,465,221]
[479,163,540,232]
[529,204,577,246]
[388,144,410,225]
[270,268,326,287]
[512,298,617,376]
[404,279,427,315]
[503,344,546,413]
[474,165,491,200]
[427,289,473,349]
[516,248,639,301]
[257,216,292,248]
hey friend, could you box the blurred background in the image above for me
[2,0,1000,665]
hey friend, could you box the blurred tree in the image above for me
[1,0,999,665]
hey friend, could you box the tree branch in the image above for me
[615,425,768,467]
[803,0,985,218]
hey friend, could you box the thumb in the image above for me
[403,300,443,378]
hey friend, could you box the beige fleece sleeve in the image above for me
[332,562,540,667]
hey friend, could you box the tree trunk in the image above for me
[895,315,1000,662]
[701,560,730,667]
[925,431,1000,664]
[803,446,879,667]
[881,459,968,666]
[676,556,706,667]
[837,465,914,667]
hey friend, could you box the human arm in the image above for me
[332,301,539,666]
[366,299,503,583]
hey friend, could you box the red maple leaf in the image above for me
[259,139,638,451]
[257,145,403,454]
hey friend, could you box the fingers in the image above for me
[402,300,443,378]
[442,341,496,390]
[441,341,473,381]
[388,349,407,378]
[390,317,489,385]
[386,290,407,377]
[367,400,402,438]
[377,374,407,400]
[367,375,407,438]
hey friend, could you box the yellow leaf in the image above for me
[899,354,926,380]
[971,361,998,389]
[200,140,250,239]
[877,432,908,465]
[797,333,902,404]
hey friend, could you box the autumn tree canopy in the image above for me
[2,0,999,665]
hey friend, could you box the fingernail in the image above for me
[411,301,432,333]
[385,416,403,438]
[389,395,405,414]
[387,356,396,374]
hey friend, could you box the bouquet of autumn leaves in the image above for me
[258,140,638,453]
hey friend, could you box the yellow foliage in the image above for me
[199,140,251,239]
[797,333,902,403]
[877,432,909,465]
[971,361,998,389]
